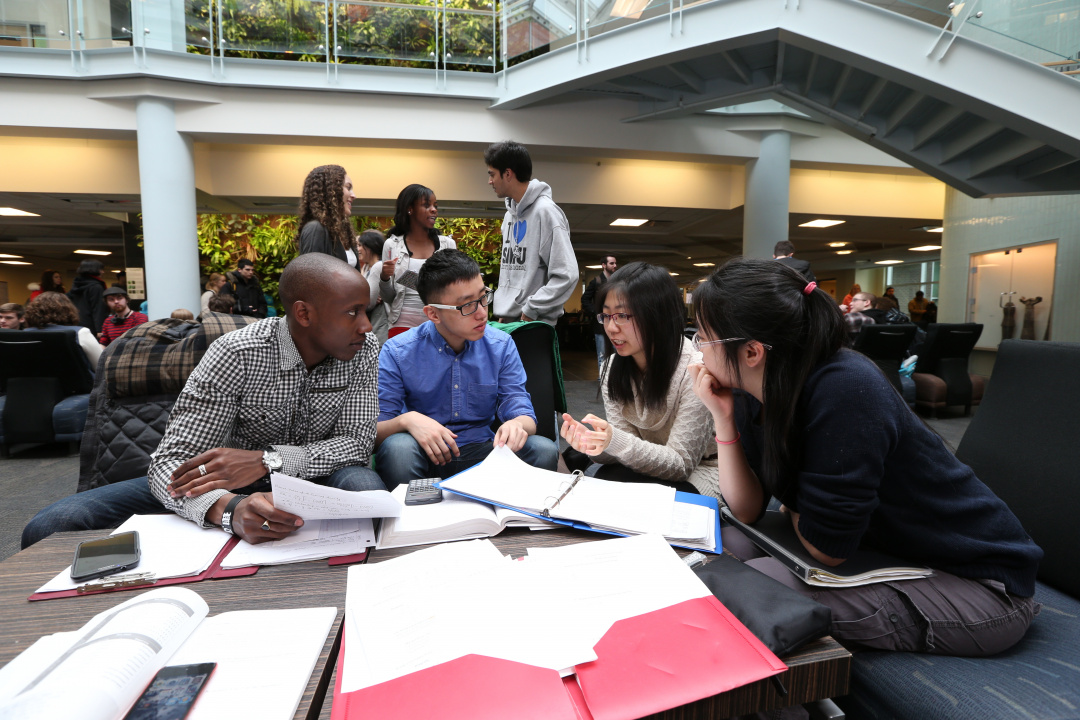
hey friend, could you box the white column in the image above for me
[742,130,791,259]
[136,97,201,318]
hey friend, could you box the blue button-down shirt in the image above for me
[377,322,536,446]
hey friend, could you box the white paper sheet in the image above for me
[271,473,402,519]
[220,518,375,568]
[36,514,231,594]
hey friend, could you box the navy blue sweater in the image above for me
[735,349,1042,597]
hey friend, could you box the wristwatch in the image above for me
[220,494,245,536]
[262,449,283,474]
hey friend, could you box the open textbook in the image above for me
[0,587,336,720]
[439,445,719,552]
[376,483,556,549]
[722,508,934,587]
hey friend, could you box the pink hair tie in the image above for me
[715,432,741,445]
[803,281,817,295]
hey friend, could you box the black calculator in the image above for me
[404,477,444,505]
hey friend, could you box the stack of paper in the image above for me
[35,514,231,594]
[221,518,375,568]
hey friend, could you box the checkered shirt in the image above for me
[148,316,380,527]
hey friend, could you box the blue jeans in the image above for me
[375,433,559,490]
[21,465,384,549]
[594,333,607,373]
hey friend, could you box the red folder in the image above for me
[28,540,369,602]
[329,596,785,719]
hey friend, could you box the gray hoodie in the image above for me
[494,179,578,324]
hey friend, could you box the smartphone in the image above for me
[70,531,141,583]
[405,477,443,505]
[123,662,216,720]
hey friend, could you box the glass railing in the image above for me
[2,0,1078,78]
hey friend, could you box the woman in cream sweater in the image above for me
[560,262,718,497]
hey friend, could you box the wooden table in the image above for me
[321,527,851,719]
[0,530,351,720]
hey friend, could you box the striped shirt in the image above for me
[99,311,149,346]
[148,317,380,527]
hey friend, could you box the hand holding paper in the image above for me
[271,473,403,520]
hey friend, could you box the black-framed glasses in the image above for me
[691,333,773,352]
[597,312,634,326]
[428,288,495,316]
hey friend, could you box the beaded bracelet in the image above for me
[715,433,741,445]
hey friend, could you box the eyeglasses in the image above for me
[597,313,634,326]
[691,333,773,352]
[428,288,495,316]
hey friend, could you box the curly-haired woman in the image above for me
[30,269,66,301]
[23,291,103,369]
[296,164,360,269]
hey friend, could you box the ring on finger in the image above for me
[198,464,208,477]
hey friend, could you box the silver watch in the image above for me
[262,449,283,473]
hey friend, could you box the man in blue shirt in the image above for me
[375,249,559,488]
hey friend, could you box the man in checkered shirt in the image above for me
[22,254,385,547]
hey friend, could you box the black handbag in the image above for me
[693,553,832,656]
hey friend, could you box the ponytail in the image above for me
[692,258,845,500]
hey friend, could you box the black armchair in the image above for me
[852,324,917,394]
[911,323,985,415]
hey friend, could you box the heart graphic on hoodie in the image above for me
[514,219,528,245]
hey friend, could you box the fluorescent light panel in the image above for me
[910,245,942,252]
[0,207,39,217]
[799,219,845,228]
[692,262,715,267]
[0,253,24,259]
[927,227,944,233]
[835,250,854,255]
[1,260,32,265]
[585,265,603,269]
[610,218,648,227]
[669,272,679,276]
[875,260,903,265]
[74,249,112,256]
[827,242,848,248]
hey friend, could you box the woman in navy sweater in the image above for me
[689,257,1042,656]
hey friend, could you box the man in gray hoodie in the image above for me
[485,141,578,325]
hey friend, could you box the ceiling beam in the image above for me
[883,91,926,136]
[968,136,1046,178]
[912,106,966,151]
[941,121,1002,163]
[719,50,751,85]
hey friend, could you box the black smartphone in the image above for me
[404,477,443,505]
[123,662,216,720]
[70,531,141,583]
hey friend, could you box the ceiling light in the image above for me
[799,219,845,228]
[875,260,903,265]
[74,249,112,256]
[0,253,24,259]
[610,218,648,227]
[0,207,40,217]
[827,242,848,248]
[910,245,942,252]
[585,265,603,269]
[835,250,854,255]
[669,272,679,276]
[927,227,944,233]
[692,262,715,267]
[1,260,32,265]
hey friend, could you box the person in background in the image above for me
[381,183,456,338]
[561,262,717,496]
[112,271,127,290]
[296,164,360,269]
[839,283,861,313]
[207,294,236,314]
[200,273,227,316]
[883,286,898,307]
[0,302,24,329]
[67,259,109,334]
[688,257,1041,657]
[23,291,103,369]
[924,299,938,324]
[30,269,65,302]
[375,249,558,489]
[485,140,577,325]
[171,308,195,321]
[580,254,617,373]
[772,240,816,283]
[225,259,268,318]
[99,287,150,347]
[908,290,930,323]
[357,229,389,345]
[873,296,909,324]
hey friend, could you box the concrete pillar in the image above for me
[742,130,791,259]
[135,97,201,318]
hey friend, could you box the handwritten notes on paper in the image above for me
[271,473,402,520]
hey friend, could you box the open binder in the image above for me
[439,447,721,553]
[722,508,934,587]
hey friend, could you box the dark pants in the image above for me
[21,466,384,549]
[375,433,560,490]
[564,448,699,495]
[722,526,1040,657]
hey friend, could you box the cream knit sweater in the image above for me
[594,339,720,498]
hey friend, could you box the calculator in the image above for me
[404,477,444,505]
